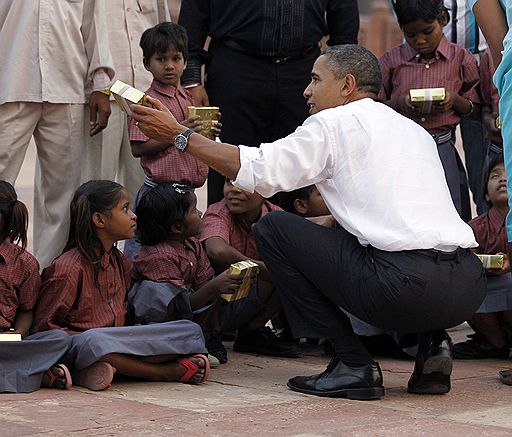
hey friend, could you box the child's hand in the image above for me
[483,111,503,141]
[433,90,457,113]
[500,252,510,272]
[212,120,222,138]
[210,272,243,294]
[397,94,418,116]
[182,115,203,133]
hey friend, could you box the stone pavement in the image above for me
[3,324,512,436]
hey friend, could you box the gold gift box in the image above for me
[0,333,22,341]
[476,254,504,269]
[110,80,152,115]
[187,106,220,139]
[220,260,259,303]
[409,87,446,114]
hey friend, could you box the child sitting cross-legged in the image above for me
[452,153,512,360]
[129,183,248,365]
[199,178,301,360]
[32,180,209,391]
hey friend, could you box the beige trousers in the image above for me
[82,102,145,204]
[0,102,84,268]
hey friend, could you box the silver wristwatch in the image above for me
[174,128,194,151]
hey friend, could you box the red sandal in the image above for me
[176,354,210,384]
[43,363,72,389]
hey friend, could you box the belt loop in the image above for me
[435,251,442,264]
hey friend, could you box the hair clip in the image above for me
[171,183,192,195]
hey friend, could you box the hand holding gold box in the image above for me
[476,254,504,269]
[110,80,152,115]
[409,88,446,114]
[187,106,220,139]
[220,260,259,302]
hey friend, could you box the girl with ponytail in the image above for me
[32,180,209,391]
[0,181,72,392]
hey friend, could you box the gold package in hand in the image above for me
[409,87,446,114]
[220,260,259,303]
[476,254,504,269]
[0,333,22,341]
[187,106,220,139]
[110,80,152,115]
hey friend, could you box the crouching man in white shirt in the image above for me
[130,44,486,400]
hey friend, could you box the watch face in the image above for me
[175,134,187,151]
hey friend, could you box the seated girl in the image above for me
[32,180,209,391]
[0,181,72,393]
[453,153,512,359]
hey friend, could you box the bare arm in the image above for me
[13,310,33,338]
[473,0,508,66]
[130,96,241,179]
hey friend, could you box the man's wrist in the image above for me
[183,83,202,89]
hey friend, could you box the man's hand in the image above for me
[188,84,210,106]
[89,91,111,136]
[130,96,186,143]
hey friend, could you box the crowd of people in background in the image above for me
[1,0,511,396]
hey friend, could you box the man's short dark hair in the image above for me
[322,45,382,95]
[140,21,188,64]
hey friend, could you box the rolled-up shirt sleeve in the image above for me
[234,115,336,197]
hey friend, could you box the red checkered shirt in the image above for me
[128,80,209,187]
[378,36,480,134]
[32,248,132,333]
[133,238,214,290]
[199,199,282,260]
[0,240,40,330]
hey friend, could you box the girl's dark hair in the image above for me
[393,0,450,26]
[140,21,188,64]
[483,152,505,203]
[64,180,125,263]
[136,183,194,246]
[273,186,316,215]
[0,181,28,249]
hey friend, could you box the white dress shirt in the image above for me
[0,0,114,105]
[106,0,170,92]
[235,98,478,252]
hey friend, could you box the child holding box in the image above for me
[453,153,512,359]
[378,0,481,221]
[199,178,301,359]
[130,183,292,364]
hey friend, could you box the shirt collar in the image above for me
[150,80,188,99]
[405,35,451,62]
[488,206,507,234]
[0,239,19,264]
[99,251,114,269]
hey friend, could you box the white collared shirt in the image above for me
[235,98,478,252]
[0,0,114,105]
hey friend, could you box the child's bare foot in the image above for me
[156,354,210,384]
[74,362,116,391]
[41,363,72,389]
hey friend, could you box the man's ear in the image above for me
[92,212,106,229]
[340,74,358,97]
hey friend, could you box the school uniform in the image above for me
[124,80,209,259]
[130,238,263,331]
[379,36,481,221]
[469,207,512,313]
[0,240,71,393]
[33,248,205,371]
[480,50,503,164]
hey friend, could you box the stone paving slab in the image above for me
[3,325,512,436]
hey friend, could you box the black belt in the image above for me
[222,40,316,64]
[414,248,465,262]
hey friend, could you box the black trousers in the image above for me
[205,42,318,204]
[254,212,487,352]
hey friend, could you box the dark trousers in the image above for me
[254,212,487,360]
[205,42,317,204]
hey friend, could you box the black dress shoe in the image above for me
[287,357,385,400]
[408,331,452,395]
[453,338,510,359]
